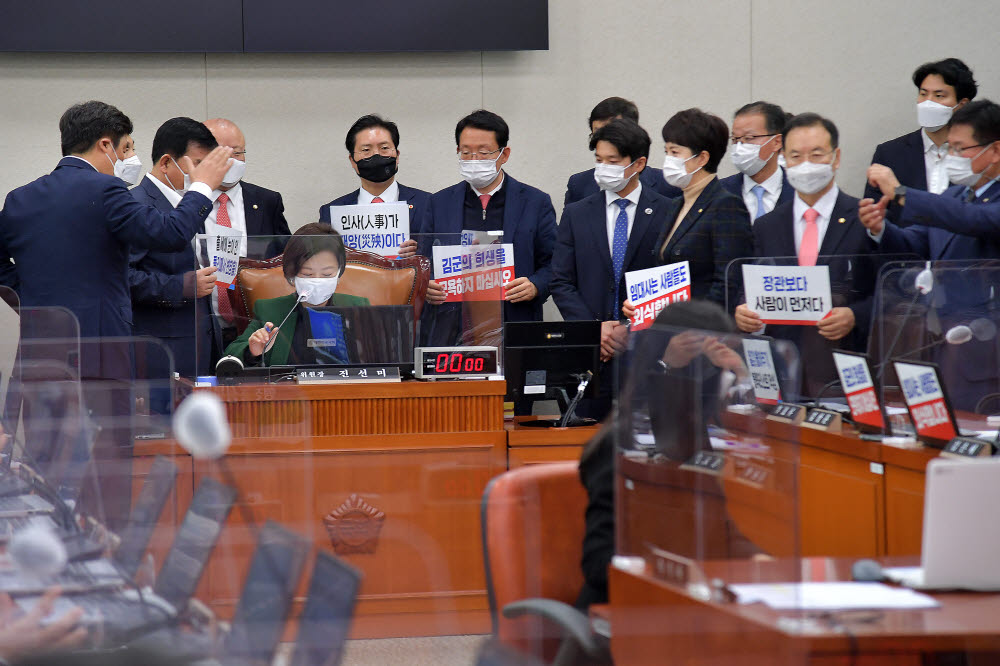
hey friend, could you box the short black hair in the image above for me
[59,100,133,156]
[283,222,348,281]
[661,108,729,173]
[950,99,1000,146]
[455,110,509,148]
[912,58,978,101]
[589,97,639,129]
[589,118,650,163]
[733,101,788,135]
[345,114,400,154]
[150,117,218,165]
[782,112,839,149]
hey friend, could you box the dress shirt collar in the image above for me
[217,181,243,208]
[472,171,505,197]
[793,183,839,223]
[605,182,642,209]
[146,172,182,208]
[65,155,98,171]
[359,180,399,204]
[922,129,948,157]
[742,166,783,196]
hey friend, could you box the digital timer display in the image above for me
[415,346,499,379]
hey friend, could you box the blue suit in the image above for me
[422,174,556,323]
[128,177,214,378]
[564,166,680,208]
[863,129,927,202]
[718,169,795,216]
[319,183,432,235]
[0,157,213,379]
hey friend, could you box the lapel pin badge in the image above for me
[698,208,704,214]
[838,217,845,224]
[644,207,653,215]
[253,204,259,210]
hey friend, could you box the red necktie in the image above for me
[479,194,491,210]
[798,207,819,267]
[215,193,235,323]
[372,196,384,203]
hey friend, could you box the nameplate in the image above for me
[802,408,842,432]
[941,437,994,459]
[680,450,725,476]
[297,367,401,384]
[767,403,806,424]
[734,460,770,488]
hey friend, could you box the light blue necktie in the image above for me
[611,199,630,318]
[751,185,767,220]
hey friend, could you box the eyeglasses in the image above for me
[730,133,776,145]
[459,148,502,160]
[354,146,396,159]
[784,149,835,166]
[946,143,990,156]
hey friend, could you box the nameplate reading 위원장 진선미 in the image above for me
[328,202,410,257]
[297,366,401,384]
[742,264,832,325]
[623,261,691,330]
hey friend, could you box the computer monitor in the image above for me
[113,456,179,579]
[503,321,601,426]
[290,551,362,666]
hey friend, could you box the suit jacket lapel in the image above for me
[242,185,265,236]
[817,192,852,257]
[623,189,656,269]
[583,195,614,276]
[663,179,717,254]
[502,176,526,241]
[906,130,928,190]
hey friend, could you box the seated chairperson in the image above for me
[719,101,794,222]
[129,117,220,378]
[416,109,557,335]
[564,96,681,207]
[735,113,876,398]
[318,114,431,234]
[656,108,753,309]
[225,224,369,366]
[863,58,977,201]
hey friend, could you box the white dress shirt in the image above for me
[605,182,642,254]
[742,167,784,221]
[359,180,399,204]
[792,184,839,256]
[923,129,950,195]
[146,172,182,207]
[204,183,247,322]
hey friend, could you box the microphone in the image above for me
[9,523,68,578]
[874,322,976,373]
[914,261,934,295]
[172,392,232,460]
[875,263,935,381]
[851,558,885,582]
[262,292,309,368]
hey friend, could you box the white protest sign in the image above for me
[742,264,833,325]
[328,202,410,257]
[432,243,515,302]
[624,261,691,330]
[741,337,781,404]
[209,233,241,288]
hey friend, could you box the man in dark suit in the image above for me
[735,113,876,398]
[719,101,794,222]
[863,58,977,202]
[204,118,290,352]
[417,110,556,345]
[563,97,680,207]
[552,119,672,418]
[129,117,221,380]
[319,114,431,236]
[861,100,1000,409]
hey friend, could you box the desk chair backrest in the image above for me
[231,249,431,335]
[481,462,587,657]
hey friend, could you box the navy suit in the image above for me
[422,174,556,323]
[318,183,431,235]
[239,181,291,259]
[751,189,877,397]
[564,166,680,208]
[654,177,753,310]
[718,169,795,217]
[128,177,214,378]
[863,129,927,202]
[0,157,213,379]
[551,187,672,322]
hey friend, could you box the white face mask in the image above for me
[167,156,192,194]
[458,154,502,190]
[729,135,777,176]
[945,144,993,187]
[786,160,836,195]
[662,154,701,189]
[221,159,246,188]
[294,276,339,305]
[593,161,635,192]
[105,145,142,186]
[917,100,955,131]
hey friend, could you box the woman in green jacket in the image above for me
[226,223,369,365]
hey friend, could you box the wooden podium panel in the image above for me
[506,417,599,467]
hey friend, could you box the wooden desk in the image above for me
[505,417,598,467]
[610,559,1000,665]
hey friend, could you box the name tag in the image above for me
[767,403,806,424]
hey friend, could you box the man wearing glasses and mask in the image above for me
[719,101,794,222]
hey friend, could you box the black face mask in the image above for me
[355,154,398,183]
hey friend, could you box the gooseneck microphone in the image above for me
[9,523,68,578]
[262,291,309,368]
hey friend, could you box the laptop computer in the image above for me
[884,457,1000,590]
[305,304,414,366]
[290,551,362,666]
[112,455,179,579]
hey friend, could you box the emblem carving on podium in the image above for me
[324,494,386,555]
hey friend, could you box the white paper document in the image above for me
[728,582,940,610]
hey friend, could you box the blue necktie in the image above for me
[611,198,629,318]
[751,185,767,220]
